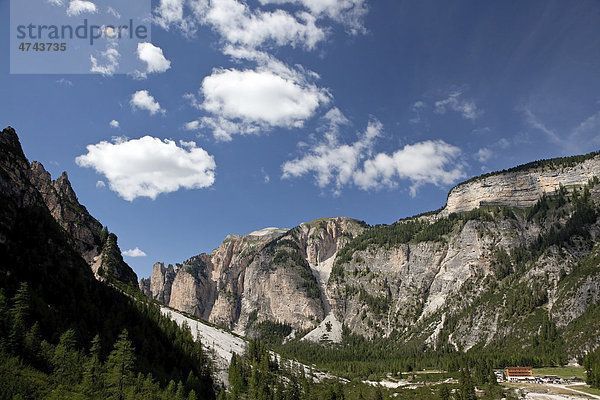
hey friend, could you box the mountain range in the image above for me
[140,147,600,363]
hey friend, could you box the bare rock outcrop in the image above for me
[444,155,600,214]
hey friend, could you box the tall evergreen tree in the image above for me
[104,329,136,400]
[82,334,104,394]
[8,283,30,351]
[52,329,83,386]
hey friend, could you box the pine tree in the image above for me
[104,329,136,400]
[23,321,42,361]
[52,329,83,385]
[9,283,30,351]
[176,380,186,400]
[459,367,477,400]
[82,334,104,394]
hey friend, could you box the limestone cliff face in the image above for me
[443,155,600,214]
[142,152,600,356]
[29,161,103,264]
[140,262,177,304]
[141,219,366,332]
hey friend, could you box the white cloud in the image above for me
[154,0,326,49]
[497,138,511,149]
[475,147,492,163]
[90,44,120,76]
[184,120,200,130]
[130,90,165,115]
[109,120,120,128]
[76,136,216,201]
[259,0,367,35]
[283,119,465,196]
[56,78,73,86]
[435,91,481,120]
[203,0,325,50]
[154,0,187,30]
[122,247,147,257]
[107,6,121,18]
[409,100,427,124]
[47,0,63,6]
[200,67,329,140]
[135,42,172,78]
[96,180,106,188]
[67,0,97,16]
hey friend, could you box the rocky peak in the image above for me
[91,233,138,285]
[295,217,366,264]
[29,160,103,264]
[1,126,137,286]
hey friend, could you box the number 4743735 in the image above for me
[18,42,67,52]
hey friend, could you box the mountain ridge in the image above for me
[142,150,600,360]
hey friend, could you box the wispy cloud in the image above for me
[521,105,600,153]
[282,114,465,196]
[66,0,97,17]
[434,90,481,120]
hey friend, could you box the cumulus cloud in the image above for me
[130,90,165,115]
[282,118,465,196]
[135,42,172,78]
[200,67,329,140]
[75,136,216,201]
[435,91,481,120]
[122,247,147,257]
[96,180,106,188]
[90,44,120,76]
[183,120,200,131]
[259,0,368,34]
[154,0,326,48]
[67,0,97,16]
[109,120,120,128]
[203,0,325,50]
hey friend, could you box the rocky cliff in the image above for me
[142,151,600,357]
[0,126,137,285]
[443,152,600,214]
[141,218,366,335]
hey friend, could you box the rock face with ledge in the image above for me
[443,154,600,214]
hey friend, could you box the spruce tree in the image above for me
[52,329,83,386]
[82,334,104,394]
[9,283,30,351]
[104,329,136,400]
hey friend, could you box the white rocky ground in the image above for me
[160,305,336,386]
[161,307,246,385]
[302,254,343,343]
[248,227,288,237]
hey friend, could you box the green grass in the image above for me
[532,366,586,379]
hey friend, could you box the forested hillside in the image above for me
[0,127,214,399]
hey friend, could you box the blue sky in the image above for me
[2,0,600,279]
